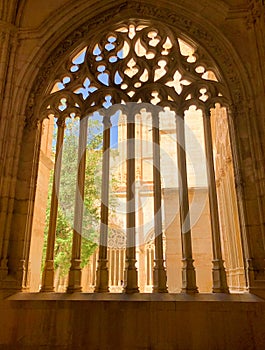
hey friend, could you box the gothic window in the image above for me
[36,21,245,294]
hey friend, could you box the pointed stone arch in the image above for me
[3,1,264,295]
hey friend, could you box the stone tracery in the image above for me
[38,19,237,294]
[41,21,229,119]
[1,1,265,346]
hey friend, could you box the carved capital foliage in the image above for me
[24,92,36,128]
[228,101,250,122]
[246,0,265,28]
[25,1,244,123]
[24,96,40,131]
[24,118,40,131]
[0,19,18,37]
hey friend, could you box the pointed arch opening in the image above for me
[28,20,246,294]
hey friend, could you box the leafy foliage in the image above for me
[42,117,105,277]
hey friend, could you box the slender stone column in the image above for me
[95,115,111,292]
[203,109,229,293]
[41,117,66,292]
[67,117,88,292]
[176,113,198,293]
[123,111,139,293]
[152,111,168,292]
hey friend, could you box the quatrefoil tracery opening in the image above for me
[44,21,228,119]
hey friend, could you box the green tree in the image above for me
[42,117,106,277]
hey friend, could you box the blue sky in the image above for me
[55,45,121,150]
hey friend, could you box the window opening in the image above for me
[30,21,245,294]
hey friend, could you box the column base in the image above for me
[94,259,109,293]
[212,259,229,293]
[0,275,23,296]
[0,259,28,294]
[67,260,82,293]
[239,259,265,298]
[153,260,168,293]
[40,260,55,292]
[123,260,139,293]
[248,284,265,299]
[0,258,8,280]
[246,258,256,288]
[181,258,198,293]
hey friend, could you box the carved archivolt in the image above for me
[25,1,246,124]
[40,21,229,119]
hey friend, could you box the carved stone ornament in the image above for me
[40,22,231,121]
[25,1,245,124]
[108,228,126,249]
[246,0,265,28]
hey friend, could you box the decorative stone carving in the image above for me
[108,228,126,249]
[25,1,244,123]
[39,21,229,120]
[246,0,265,28]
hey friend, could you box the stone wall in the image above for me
[0,293,265,350]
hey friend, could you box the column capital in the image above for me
[205,109,211,118]
[103,114,112,129]
[127,112,135,123]
[175,111,185,120]
[246,0,265,29]
[56,117,66,128]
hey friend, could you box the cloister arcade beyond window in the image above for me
[29,21,246,294]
